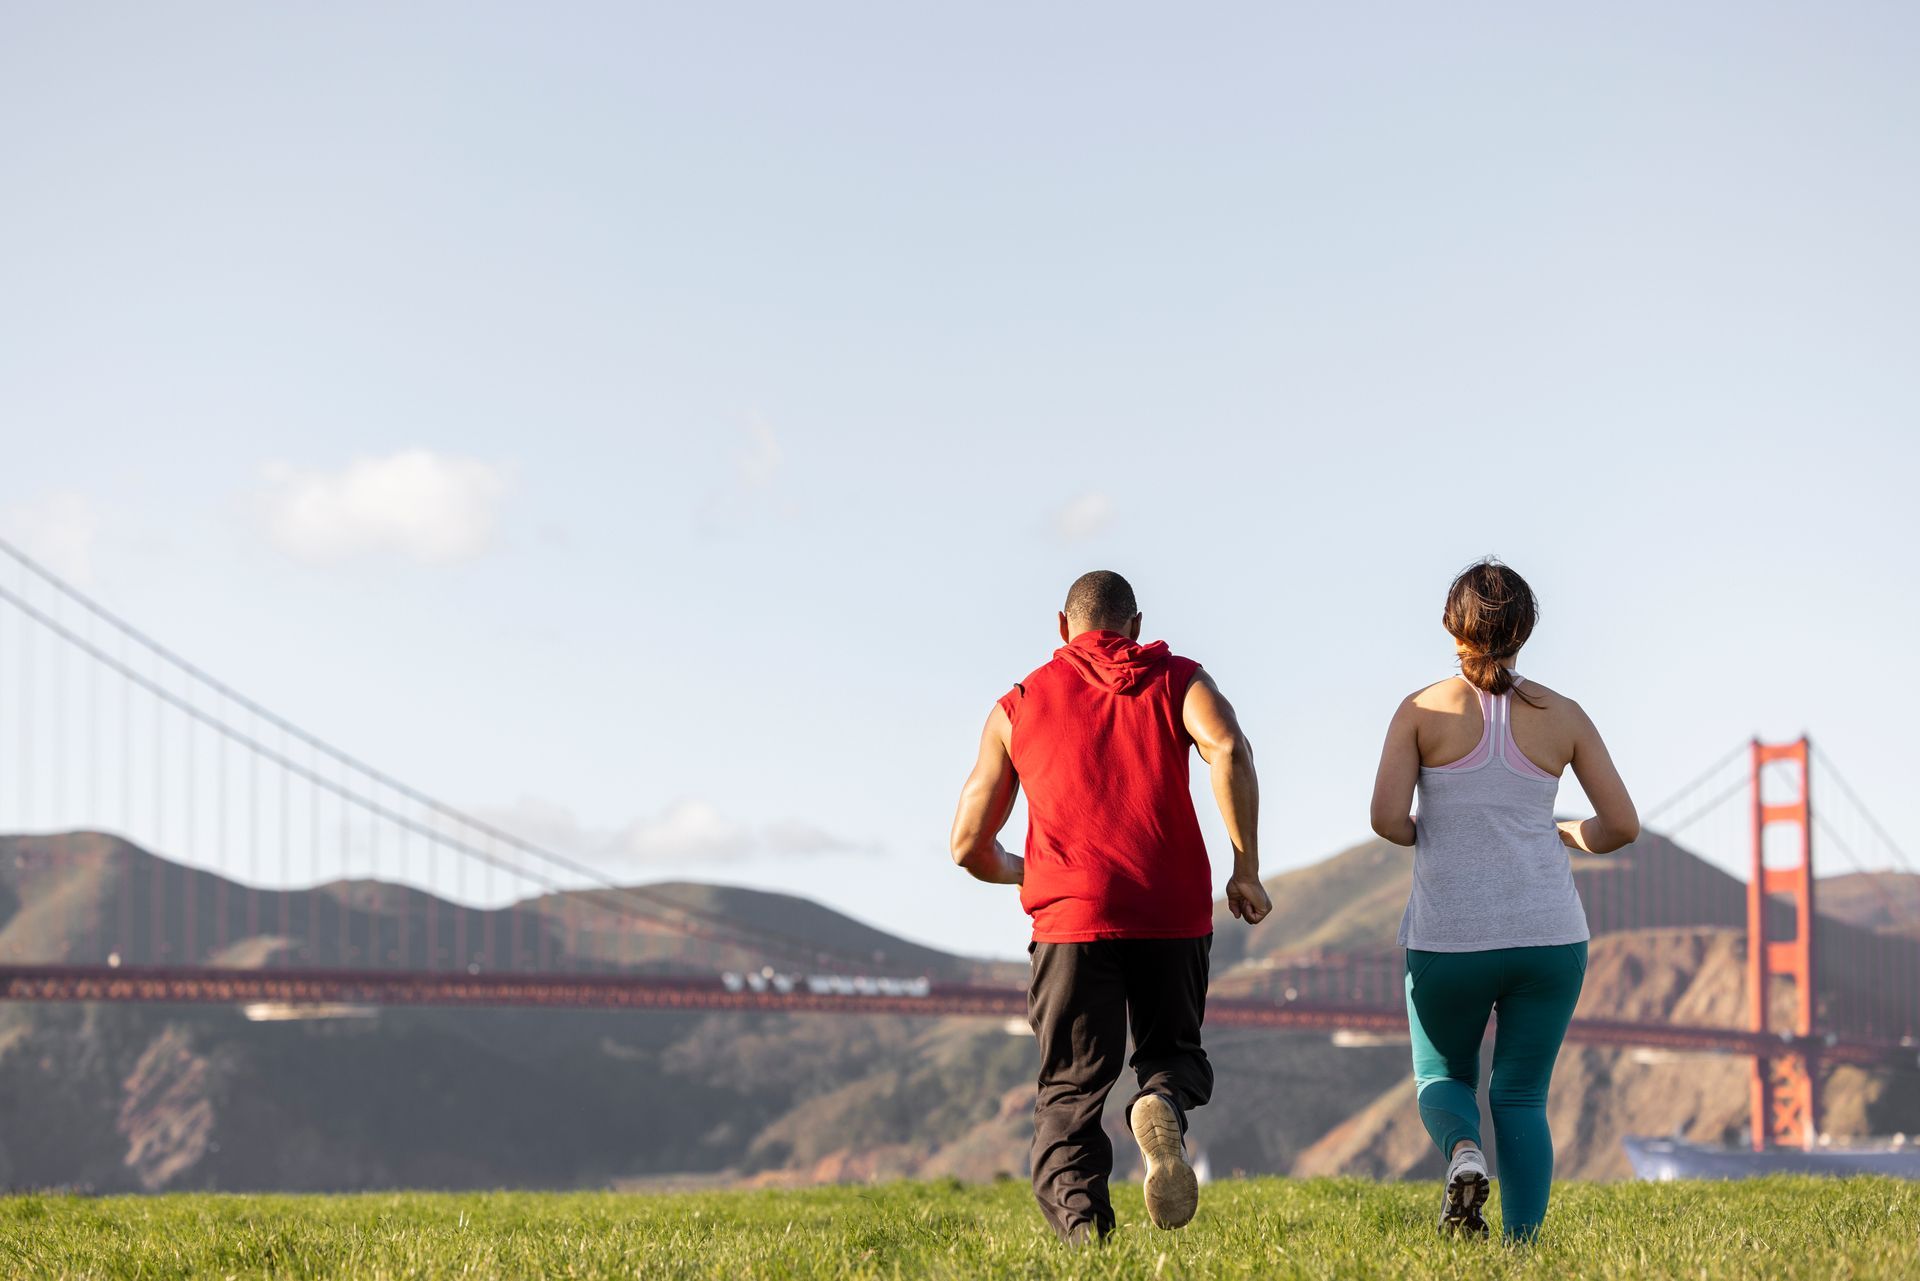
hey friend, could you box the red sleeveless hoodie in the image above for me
[998,630,1213,942]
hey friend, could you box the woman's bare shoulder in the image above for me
[1517,678,1587,718]
[1408,677,1474,712]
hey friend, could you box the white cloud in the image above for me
[475,796,875,870]
[1053,492,1115,541]
[618,799,757,863]
[697,419,801,535]
[472,796,593,858]
[733,422,783,490]
[258,450,511,566]
[762,820,875,857]
[1,491,99,585]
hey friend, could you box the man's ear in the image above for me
[1127,613,1142,641]
[1058,612,1071,643]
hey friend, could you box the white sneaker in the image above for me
[1439,1143,1490,1237]
[1130,1094,1198,1230]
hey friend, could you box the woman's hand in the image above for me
[1559,815,1638,854]
[1564,706,1641,854]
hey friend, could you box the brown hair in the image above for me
[1443,558,1541,705]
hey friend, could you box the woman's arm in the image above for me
[1369,697,1421,847]
[1557,702,1640,854]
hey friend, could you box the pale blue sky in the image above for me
[2,3,1916,959]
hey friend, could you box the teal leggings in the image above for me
[1404,942,1586,1242]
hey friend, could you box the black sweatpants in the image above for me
[1027,935,1213,1242]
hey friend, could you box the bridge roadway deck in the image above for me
[0,964,1903,1066]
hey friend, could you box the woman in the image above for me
[1369,558,1639,1242]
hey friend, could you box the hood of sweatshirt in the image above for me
[1052,630,1171,694]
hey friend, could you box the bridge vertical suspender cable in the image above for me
[185,662,198,962]
[307,736,320,967]
[119,621,134,963]
[246,705,259,955]
[215,697,227,960]
[337,758,351,967]
[150,640,165,961]
[20,555,33,835]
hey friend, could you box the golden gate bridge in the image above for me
[0,536,1916,1153]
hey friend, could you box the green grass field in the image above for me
[3,1177,1916,1280]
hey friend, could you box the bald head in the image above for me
[1063,570,1140,635]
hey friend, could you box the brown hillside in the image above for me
[1209,839,1413,965]
[0,833,993,981]
[2,829,1917,1193]
[0,832,1035,1191]
[1821,871,1920,940]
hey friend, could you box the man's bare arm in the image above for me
[1183,671,1271,924]
[947,706,1025,885]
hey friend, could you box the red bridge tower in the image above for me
[1748,735,1817,1150]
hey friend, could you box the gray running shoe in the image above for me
[1439,1143,1491,1237]
[1130,1094,1198,1230]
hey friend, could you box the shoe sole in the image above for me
[1131,1095,1198,1230]
[1439,1169,1490,1237]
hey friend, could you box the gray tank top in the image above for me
[1396,675,1592,952]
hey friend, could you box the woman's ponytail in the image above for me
[1459,647,1520,697]
[1443,559,1540,704]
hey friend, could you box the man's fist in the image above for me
[1225,874,1272,925]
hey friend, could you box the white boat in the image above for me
[1624,1135,1920,1180]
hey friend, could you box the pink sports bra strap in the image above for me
[1429,678,1495,772]
[1500,676,1558,780]
[1431,674,1556,779]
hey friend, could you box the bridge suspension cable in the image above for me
[1640,740,1752,827]
[0,534,885,973]
[1813,745,1920,878]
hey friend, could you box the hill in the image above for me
[1820,871,1920,940]
[0,830,1916,1192]
[0,832,995,981]
[0,832,1033,1190]
[1207,838,1414,964]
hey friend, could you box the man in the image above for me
[948,569,1271,1243]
